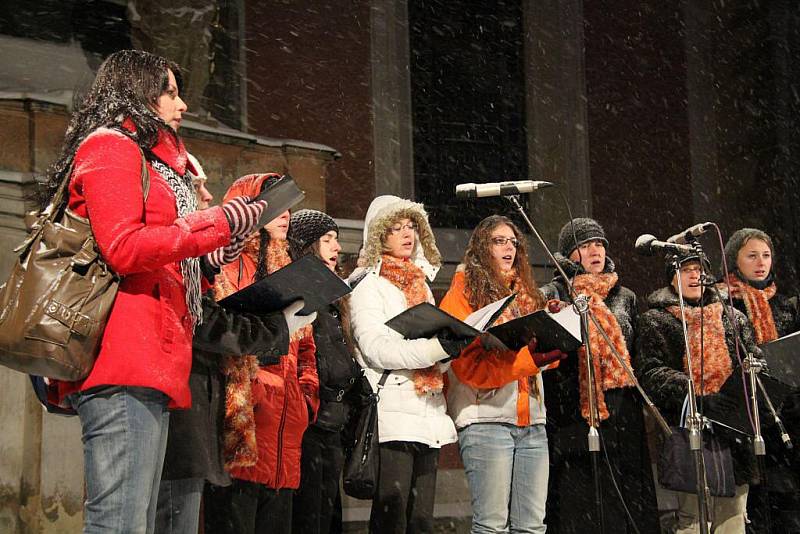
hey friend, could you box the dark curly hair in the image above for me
[463,215,544,311]
[38,49,183,208]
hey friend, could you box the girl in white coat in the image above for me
[349,195,471,534]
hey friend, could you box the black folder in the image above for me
[489,309,583,353]
[218,254,350,315]
[760,331,800,389]
[706,370,794,437]
[255,174,305,227]
[385,298,582,353]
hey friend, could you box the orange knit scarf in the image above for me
[724,273,778,345]
[666,302,732,395]
[380,254,443,396]
[572,272,635,422]
[493,269,543,401]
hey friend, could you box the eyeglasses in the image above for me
[491,236,520,248]
[389,222,417,234]
[679,265,703,274]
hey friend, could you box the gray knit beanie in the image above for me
[723,228,774,274]
[557,218,609,258]
[288,209,339,259]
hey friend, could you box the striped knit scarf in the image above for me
[667,302,732,395]
[572,272,634,422]
[724,273,778,345]
[380,254,443,396]
[148,158,203,328]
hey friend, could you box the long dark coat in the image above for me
[541,255,658,534]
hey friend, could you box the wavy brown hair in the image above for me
[464,215,544,311]
[38,50,182,208]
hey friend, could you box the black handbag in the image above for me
[658,426,736,498]
[343,370,391,500]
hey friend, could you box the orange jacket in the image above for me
[440,271,545,427]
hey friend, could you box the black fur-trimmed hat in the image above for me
[664,250,711,282]
[288,209,338,259]
[557,218,609,258]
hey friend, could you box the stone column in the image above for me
[370,0,415,198]
[522,0,592,249]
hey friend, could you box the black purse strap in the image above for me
[374,370,391,402]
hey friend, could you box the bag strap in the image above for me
[374,370,392,402]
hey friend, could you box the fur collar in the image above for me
[359,195,441,281]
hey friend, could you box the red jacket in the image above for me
[56,125,231,408]
[218,173,319,488]
[227,333,319,488]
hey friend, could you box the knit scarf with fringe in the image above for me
[481,268,543,400]
[214,238,300,469]
[666,301,732,395]
[572,272,634,422]
[148,157,202,328]
[380,254,443,396]
[724,273,778,345]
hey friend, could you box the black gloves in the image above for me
[437,329,476,359]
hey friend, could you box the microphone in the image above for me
[634,234,694,256]
[667,222,713,244]
[455,180,554,199]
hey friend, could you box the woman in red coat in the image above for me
[204,173,320,534]
[40,50,266,533]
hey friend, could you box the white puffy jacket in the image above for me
[350,262,458,448]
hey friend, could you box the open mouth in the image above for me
[502,254,513,262]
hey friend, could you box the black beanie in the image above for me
[288,209,339,259]
[557,218,609,258]
[663,250,710,282]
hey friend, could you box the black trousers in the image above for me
[203,480,293,534]
[369,441,439,534]
[292,425,346,534]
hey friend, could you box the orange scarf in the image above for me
[667,302,732,395]
[380,254,443,396]
[492,269,543,401]
[572,272,634,422]
[724,273,778,345]
[215,238,301,469]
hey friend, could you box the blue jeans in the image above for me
[154,477,204,534]
[458,423,549,534]
[72,386,170,534]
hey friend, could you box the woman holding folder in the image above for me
[348,195,472,534]
[440,215,563,534]
[541,218,657,534]
[719,228,800,532]
[204,174,319,534]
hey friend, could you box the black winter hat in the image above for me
[663,250,711,282]
[557,218,609,258]
[288,209,339,258]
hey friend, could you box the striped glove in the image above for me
[222,195,268,238]
[206,235,247,269]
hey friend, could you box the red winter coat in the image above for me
[227,333,319,488]
[218,173,319,488]
[55,124,231,408]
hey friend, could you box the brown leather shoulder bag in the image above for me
[0,153,149,380]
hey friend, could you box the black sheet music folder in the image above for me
[218,254,350,316]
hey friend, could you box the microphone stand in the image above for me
[503,195,672,533]
[671,253,710,534]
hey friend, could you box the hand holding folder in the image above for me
[218,255,351,315]
[385,294,583,354]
